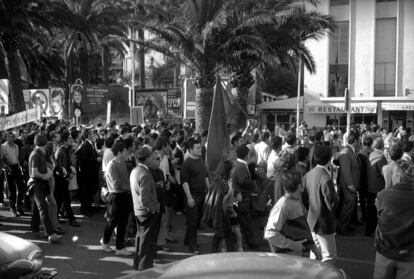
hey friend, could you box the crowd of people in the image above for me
[0,118,413,278]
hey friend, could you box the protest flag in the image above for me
[206,76,238,174]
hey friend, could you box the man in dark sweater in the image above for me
[374,160,414,278]
[181,138,210,254]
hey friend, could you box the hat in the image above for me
[34,134,48,147]
[394,160,414,184]
[136,147,152,159]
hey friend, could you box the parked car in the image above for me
[120,252,347,279]
[0,232,56,279]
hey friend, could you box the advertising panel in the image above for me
[0,79,9,115]
[167,88,182,117]
[135,88,168,121]
[23,89,50,117]
[183,79,196,119]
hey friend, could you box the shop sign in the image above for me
[306,102,377,114]
[382,102,414,111]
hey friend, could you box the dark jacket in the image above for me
[367,149,387,193]
[338,145,361,190]
[231,160,255,196]
[376,183,414,262]
[357,146,371,191]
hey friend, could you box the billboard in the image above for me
[135,87,182,121]
[23,89,50,117]
[69,84,129,124]
[0,79,9,115]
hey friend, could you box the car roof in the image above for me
[121,252,346,279]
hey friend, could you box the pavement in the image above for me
[0,202,376,279]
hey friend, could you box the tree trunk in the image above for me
[195,86,214,133]
[102,45,110,86]
[138,28,145,89]
[78,47,89,83]
[232,86,248,131]
[3,46,26,113]
[0,49,8,79]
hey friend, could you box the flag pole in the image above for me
[345,88,351,145]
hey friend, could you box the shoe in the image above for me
[54,228,66,235]
[17,208,25,216]
[100,239,113,252]
[189,247,199,254]
[48,233,63,243]
[116,248,133,256]
[10,209,18,217]
[70,220,80,227]
[166,238,178,243]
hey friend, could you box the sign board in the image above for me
[167,88,182,117]
[382,102,414,111]
[23,89,50,117]
[306,102,377,114]
[69,84,129,124]
[183,79,196,119]
[0,107,40,131]
[0,79,9,115]
[135,88,168,120]
[130,106,144,125]
[49,88,65,118]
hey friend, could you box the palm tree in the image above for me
[59,0,128,84]
[130,0,226,132]
[211,0,334,129]
[0,0,72,112]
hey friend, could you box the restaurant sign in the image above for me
[306,102,377,114]
[382,102,414,111]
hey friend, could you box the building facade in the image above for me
[303,0,414,132]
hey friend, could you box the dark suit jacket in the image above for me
[303,166,339,234]
[367,149,387,194]
[231,160,255,196]
[338,145,361,190]
[172,146,184,170]
[357,146,371,192]
[76,140,99,188]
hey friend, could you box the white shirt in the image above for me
[254,141,270,167]
[267,150,280,180]
[102,148,114,174]
[2,142,19,166]
[159,154,170,180]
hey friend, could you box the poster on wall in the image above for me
[135,88,168,121]
[167,88,182,117]
[130,106,144,125]
[0,79,9,115]
[23,89,50,117]
[69,83,129,124]
[183,79,196,119]
[49,88,65,118]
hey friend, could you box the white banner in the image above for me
[0,108,40,131]
[382,102,414,111]
[0,79,9,115]
[306,102,377,114]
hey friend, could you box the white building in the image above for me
[260,0,414,132]
[304,0,414,131]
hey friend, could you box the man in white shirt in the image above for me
[2,132,25,217]
[254,132,271,196]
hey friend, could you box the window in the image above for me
[328,21,349,97]
[376,0,396,2]
[374,18,396,96]
[330,0,349,6]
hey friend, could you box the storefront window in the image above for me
[374,18,396,96]
[329,21,349,97]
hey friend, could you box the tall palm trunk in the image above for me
[102,45,110,86]
[230,70,254,131]
[232,86,248,131]
[194,74,215,133]
[78,46,88,83]
[0,49,7,79]
[2,34,25,113]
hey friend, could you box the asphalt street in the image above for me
[0,203,375,279]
